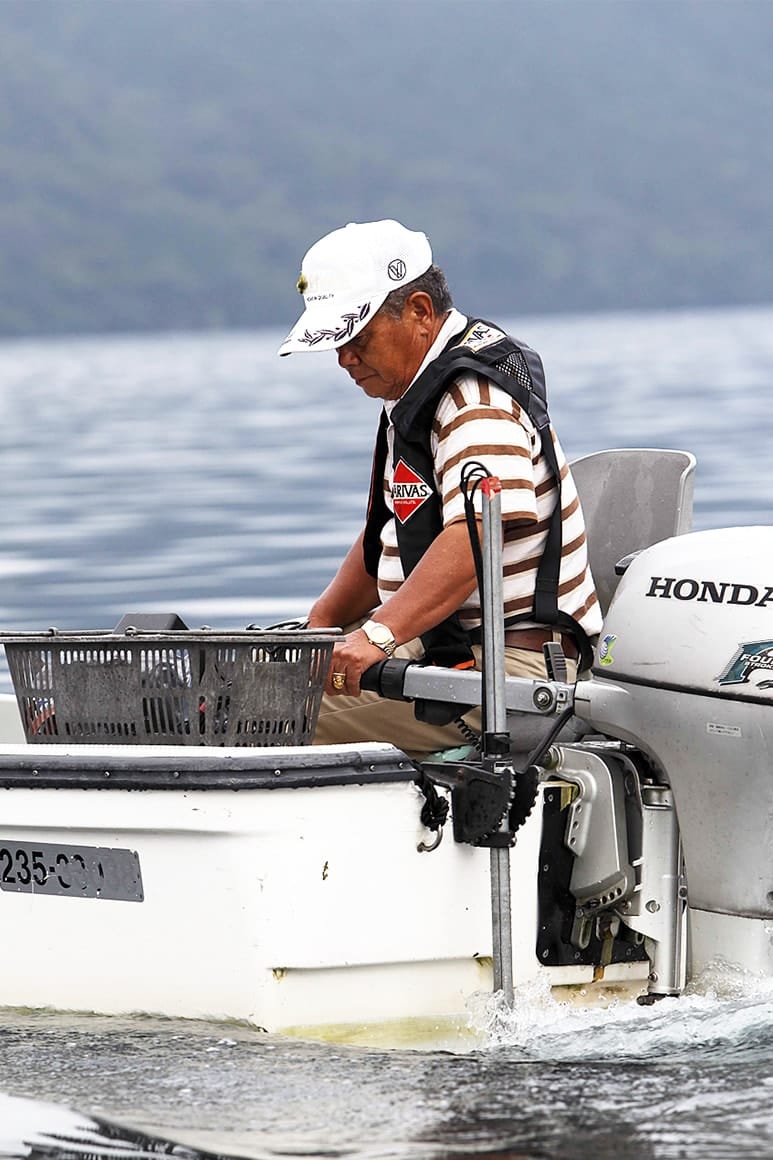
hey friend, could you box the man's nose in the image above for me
[337,342,360,369]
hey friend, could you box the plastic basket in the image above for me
[0,628,338,747]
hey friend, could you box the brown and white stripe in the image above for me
[377,372,601,637]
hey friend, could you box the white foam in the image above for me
[468,960,773,1061]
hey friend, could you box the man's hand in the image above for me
[323,519,482,697]
[325,629,385,696]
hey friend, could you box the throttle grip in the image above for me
[359,658,412,700]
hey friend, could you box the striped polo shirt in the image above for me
[377,314,601,638]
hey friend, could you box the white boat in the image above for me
[0,448,769,1046]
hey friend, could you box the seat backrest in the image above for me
[570,447,696,616]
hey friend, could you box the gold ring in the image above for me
[331,672,346,691]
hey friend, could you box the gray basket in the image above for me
[0,628,338,746]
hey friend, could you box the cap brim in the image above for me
[278,293,387,356]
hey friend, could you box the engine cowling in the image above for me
[594,525,773,701]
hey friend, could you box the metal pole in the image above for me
[480,478,514,1004]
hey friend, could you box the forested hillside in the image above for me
[0,0,771,337]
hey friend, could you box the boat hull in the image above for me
[0,740,647,1040]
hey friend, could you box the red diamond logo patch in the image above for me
[392,458,433,524]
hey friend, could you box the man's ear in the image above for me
[403,290,435,326]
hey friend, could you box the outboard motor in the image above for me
[361,517,772,1002]
[576,525,773,982]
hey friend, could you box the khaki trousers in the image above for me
[313,634,577,761]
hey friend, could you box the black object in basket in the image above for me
[0,623,338,747]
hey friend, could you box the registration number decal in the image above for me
[0,841,143,902]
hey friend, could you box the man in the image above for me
[279,219,601,758]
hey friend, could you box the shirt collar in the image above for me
[384,308,468,418]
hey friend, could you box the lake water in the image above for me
[0,304,771,1159]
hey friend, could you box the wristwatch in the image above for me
[360,619,396,657]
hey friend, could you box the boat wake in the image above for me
[467,957,773,1062]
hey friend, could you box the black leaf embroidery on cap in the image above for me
[299,303,371,346]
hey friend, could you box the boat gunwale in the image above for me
[0,742,419,791]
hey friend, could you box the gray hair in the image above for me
[380,265,453,318]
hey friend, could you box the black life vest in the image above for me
[362,319,594,670]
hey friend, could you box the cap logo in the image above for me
[296,273,308,295]
[387,259,406,282]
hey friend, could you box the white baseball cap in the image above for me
[278,219,433,356]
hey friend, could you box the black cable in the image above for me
[460,461,495,740]
[454,713,482,751]
[460,461,492,599]
[522,704,576,772]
